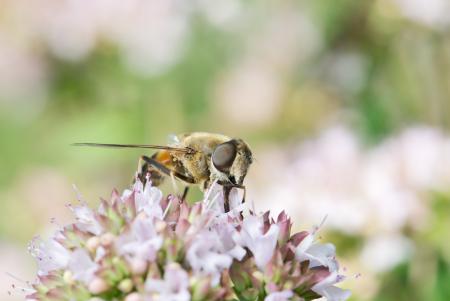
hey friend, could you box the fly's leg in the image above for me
[223,186,231,212]
[140,156,195,183]
[181,186,189,202]
[221,184,246,213]
[136,157,150,184]
[140,155,195,199]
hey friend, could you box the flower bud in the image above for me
[63,270,74,284]
[88,277,109,294]
[118,278,133,293]
[155,220,167,232]
[86,236,100,252]
[252,270,264,282]
[129,258,148,275]
[100,233,115,246]
[191,277,211,300]
[125,292,142,301]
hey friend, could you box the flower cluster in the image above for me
[27,179,350,301]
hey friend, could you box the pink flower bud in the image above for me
[86,236,100,252]
[100,233,115,246]
[125,292,142,301]
[88,277,109,294]
[129,258,148,275]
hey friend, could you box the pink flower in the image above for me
[29,237,70,275]
[145,263,190,301]
[70,204,103,235]
[186,230,234,285]
[123,178,164,219]
[265,290,294,301]
[116,215,163,267]
[69,249,98,285]
[295,233,338,271]
[312,271,351,301]
[234,215,280,269]
[213,221,246,260]
[26,178,350,301]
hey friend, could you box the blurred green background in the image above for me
[0,0,450,300]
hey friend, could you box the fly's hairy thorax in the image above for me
[172,132,231,189]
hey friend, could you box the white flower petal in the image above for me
[71,205,103,235]
[30,238,70,275]
[134,182,164,219]
[117,216,163,263]
[295,233,314,259]
[69,249,98,285]
[295,234,338,270]
[265,290,294,301]
[235,215,280,269]
[187,231,233,284]
[146,264,190,301]
[312,271,350,301]
[313,285,351,301]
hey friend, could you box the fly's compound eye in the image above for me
[212,141,237,172]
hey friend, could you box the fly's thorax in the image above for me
[174,132,232,183]
[178,133,231,154]
[175,151,210,183]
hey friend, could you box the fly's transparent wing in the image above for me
[72,143,194,154]
[167,134,180,146]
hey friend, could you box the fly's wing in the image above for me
[73,142,197,186]
[167,133,180,145]
[72,143,196,154]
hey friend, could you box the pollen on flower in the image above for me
[26,179,350,301]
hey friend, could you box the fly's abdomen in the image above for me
[138,150,173,186]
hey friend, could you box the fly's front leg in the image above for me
[170,172,179,194]
[223,185,232,213]
[221,184,246,213]
[181,186,189,201]
[136,157,149,184]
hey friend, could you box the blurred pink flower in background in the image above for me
[214,8,322,129]
[360,234,413,273]
[325,50,368,94]
[395,0,450,29]
[216,60,283,128]
[32,0,190,74]
[195,0,243,28]
[249,125,450,273]
[0,31,47,116]
[0,0,248,106]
